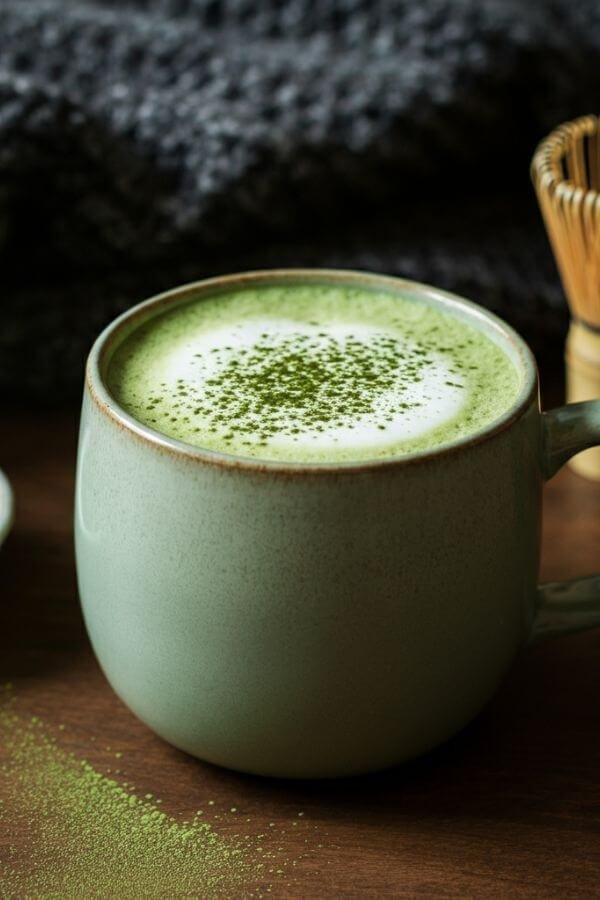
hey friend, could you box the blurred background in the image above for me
[2,0,600,406]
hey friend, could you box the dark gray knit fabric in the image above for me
[1,0,599,402]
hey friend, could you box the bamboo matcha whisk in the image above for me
[532,114,600,480]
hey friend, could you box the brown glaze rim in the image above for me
[86,269,539,476]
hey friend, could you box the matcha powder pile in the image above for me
[0,687,269,897]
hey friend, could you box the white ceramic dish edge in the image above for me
[0,467,14,548]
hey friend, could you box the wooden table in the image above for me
[1,409,599,897]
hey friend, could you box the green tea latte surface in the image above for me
[107,283,521,463]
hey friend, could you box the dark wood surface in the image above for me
[1,408,599,898]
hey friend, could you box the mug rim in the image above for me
[86,268,539,474]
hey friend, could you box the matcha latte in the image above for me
[107,283,521,463]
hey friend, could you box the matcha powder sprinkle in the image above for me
[0,688,270,897]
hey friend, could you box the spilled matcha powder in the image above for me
[0,686,277,897]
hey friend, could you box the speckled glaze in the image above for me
[75,270,600,778]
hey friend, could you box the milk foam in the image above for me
[158,319,467,455]
[107,283,521,463]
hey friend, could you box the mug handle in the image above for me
[532,399,600,641]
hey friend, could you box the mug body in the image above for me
[75,271,541,778]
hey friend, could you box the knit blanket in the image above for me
[2,0,599,402]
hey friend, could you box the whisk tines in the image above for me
[532,115,600,480]
[532,114,600,329]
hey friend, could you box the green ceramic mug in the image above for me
[75,270,600,778]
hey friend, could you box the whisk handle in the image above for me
[565,323,600,480]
